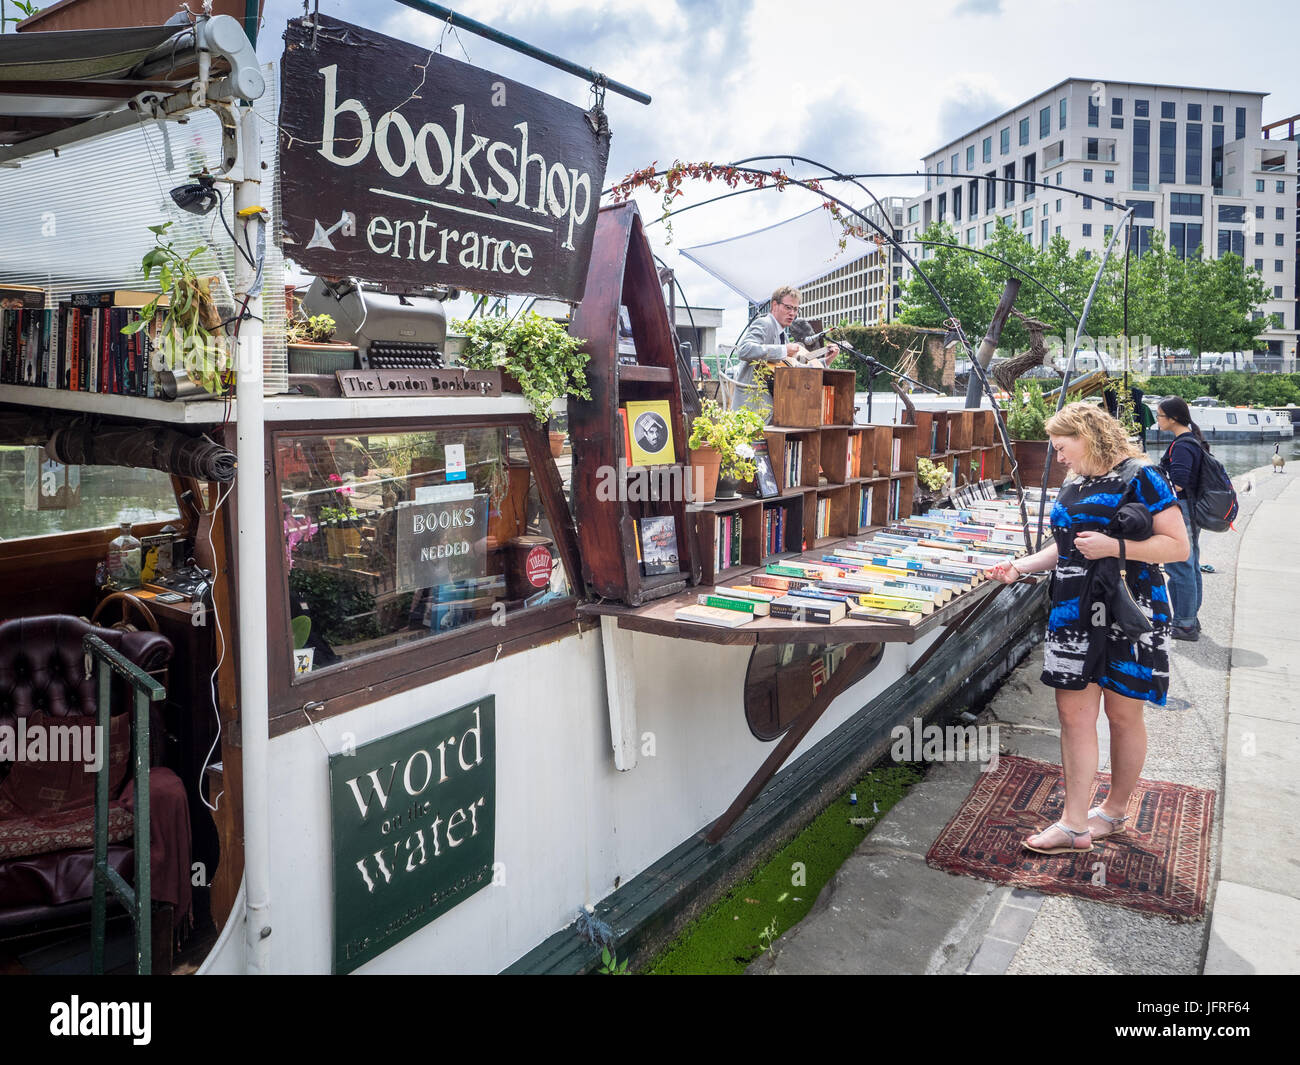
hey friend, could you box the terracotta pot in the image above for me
[549,431,566,458]
[688,446,722,504]
[1013,439,1067,489]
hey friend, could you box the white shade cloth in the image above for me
[680,206,881,305]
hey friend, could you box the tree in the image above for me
[897,222,994,338]
[1126,232,1185,355]
[976,220,1040,353]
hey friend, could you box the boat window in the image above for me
[744,642,883,740]
[0,448,179,540]
[276,426,571,681]
[1247,413,1258,424]
[1226,412,1237,424]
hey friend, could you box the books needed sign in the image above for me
[279,15,611,302]
[329,698,496,973]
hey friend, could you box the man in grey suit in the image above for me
[730,285,837,413]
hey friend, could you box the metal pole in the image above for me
[392,0,651,105]
[234,102,272,975]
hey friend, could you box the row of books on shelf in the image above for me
[859,485,874,529]
[814,496,833,541]
[676,508,1025,629]
[846,431,865,479]
[888,479,902,522]
[781,438,803,489]
[0,286,158,396]
[821,384,837,424]
[713,513,743,572]
[763,503,792,556]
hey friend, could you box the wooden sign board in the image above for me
[335,368,502,398]
[329,697,495,973]
[279,15,611,302]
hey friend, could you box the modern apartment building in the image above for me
[1263,112,1300,359]
[895,79,1297,363]
[796,197,907,327]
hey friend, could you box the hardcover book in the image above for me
[624,400,676,466]
[675,603,753,628]
[637,515,680,576]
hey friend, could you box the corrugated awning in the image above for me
[0,24,195,148]
[679,206,881,306]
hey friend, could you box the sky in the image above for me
[257,0,1300,344]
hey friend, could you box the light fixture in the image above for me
[170,173,219,216]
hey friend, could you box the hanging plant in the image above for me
[453,311,591,422]
[123,221,230,396]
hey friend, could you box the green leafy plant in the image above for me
[123,221,229,395]
[597,947,629,975]
[688,399,765,481]
[289,313,338,344]
[758,919,780,954]
[1004,380,1050,441]
[1,2,41,31]
[916,456,950,492]
[291,615,312,650]
[454,311,591,422]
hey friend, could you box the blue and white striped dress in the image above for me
[1040,462,1177,704]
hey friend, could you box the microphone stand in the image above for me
[835,341,942,422]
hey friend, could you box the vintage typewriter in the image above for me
[302,278,454,372]
[362,339,443,370]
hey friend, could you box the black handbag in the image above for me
[1108,539,1153,638]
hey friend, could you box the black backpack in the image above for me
[1169,437,1238,532]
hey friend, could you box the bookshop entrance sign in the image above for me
[279,15,611,302]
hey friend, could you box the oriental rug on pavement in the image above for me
[926,755,1214,920]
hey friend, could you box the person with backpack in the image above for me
[1156,397,1209,641]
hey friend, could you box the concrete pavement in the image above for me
[752,463,1297,976]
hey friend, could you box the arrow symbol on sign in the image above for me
[306,210,355,250]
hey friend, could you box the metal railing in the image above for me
[87,633,166,976]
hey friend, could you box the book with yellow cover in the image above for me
[624,400,676,466]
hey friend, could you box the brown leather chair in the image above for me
[0,615,173,935]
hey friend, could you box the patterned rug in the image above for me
[926,756,1215,920]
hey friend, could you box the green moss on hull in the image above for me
[645,764,924,975]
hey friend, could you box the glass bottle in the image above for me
[107,521,142,588]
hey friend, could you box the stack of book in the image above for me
[821,384,836,424]
[890,436,902,472]
[815,496,832,540]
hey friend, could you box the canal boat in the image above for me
[0,9,1046,976]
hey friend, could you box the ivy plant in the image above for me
[454,311,591,422]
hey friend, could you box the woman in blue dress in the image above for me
[991,403,1189,855]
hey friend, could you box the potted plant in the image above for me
[547,417,567,458]
[124,221,230,397]
[453,311,591,422]
[286,310,360,374]
[687,399,765,503]
[1004,380,1065,488]
[291,615,314,675]
[319,474,361,558]
[915,456,951,512]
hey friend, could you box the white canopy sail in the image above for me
[680,205,880,305]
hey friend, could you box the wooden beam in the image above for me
[705,641,879,843]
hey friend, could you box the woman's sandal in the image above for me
[1024,821,1093,855]
[1087,806,1130,840]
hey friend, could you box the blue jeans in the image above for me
[1164,499,1202,628]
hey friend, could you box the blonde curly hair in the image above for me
[1043,401,1142,474]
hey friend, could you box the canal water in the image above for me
[1143,435,1298,478]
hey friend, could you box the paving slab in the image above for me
[1219,713,1300,900]
[747,850,1003,975]
[1227,669,1300,727]
[1205,881,1300,975]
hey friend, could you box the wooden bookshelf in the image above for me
[695,491,806,586]
[771,365,857,428]
[568,202,701,605]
